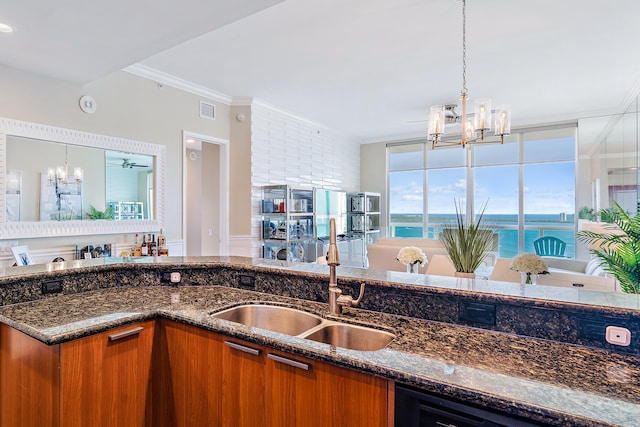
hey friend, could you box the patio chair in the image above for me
[533,236,566,257]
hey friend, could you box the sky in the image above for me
[389,139,576,215]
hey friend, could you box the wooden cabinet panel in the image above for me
[0,323,61,427]
[221,338,266,426]
[60,320,155,427]
[157,319,224,427]
[265,350,389,427]
[157,320,267,427]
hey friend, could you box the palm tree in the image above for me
[577,200,640,293]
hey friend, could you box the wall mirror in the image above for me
[0,117,165,239]
[580,95,639,215]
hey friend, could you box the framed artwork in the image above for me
[5,170,21,222]
[40,173,82,221]
[11,245,34,266]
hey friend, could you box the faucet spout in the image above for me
[326,219,365,315]
[327,218,341,315]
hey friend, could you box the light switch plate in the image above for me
[606,326,631,346]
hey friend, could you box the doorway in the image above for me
[183,132,229,255]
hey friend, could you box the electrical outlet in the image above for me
[606,326,631,346]
[161,272,181,283]
[238,274,255,289]
[42,279,63,294]
[459,301,496,325]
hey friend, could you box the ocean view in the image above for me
[390,213,576,258]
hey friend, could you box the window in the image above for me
[387,126,577,258]
[388,144,424,237]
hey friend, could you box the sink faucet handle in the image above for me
[337,283,366,308]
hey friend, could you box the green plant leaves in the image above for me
[576,200,640,293]
[440,200,494,273]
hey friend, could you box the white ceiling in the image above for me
[1,0,639,147]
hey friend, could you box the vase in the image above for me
[406,263,419,274]
[454,272,476,279]
[520,272,538,285]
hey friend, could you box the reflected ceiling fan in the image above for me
[108,158,148,169]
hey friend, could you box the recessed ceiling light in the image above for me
[0,23,14,33]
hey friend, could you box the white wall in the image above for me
[360,142,388,236]
[249,102,361,257]
[0,64,230,260]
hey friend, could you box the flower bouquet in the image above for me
[509,254,549,284]
[397,246,427,274]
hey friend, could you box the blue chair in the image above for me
[533,236,566,257]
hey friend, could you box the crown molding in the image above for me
[123,64,233,105]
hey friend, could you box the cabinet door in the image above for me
[157,320,224,427]
[60,320,155,427]
[158,320,266,427]
[0,324,61,427]
[265,351,389,427]
[221,338,266,426]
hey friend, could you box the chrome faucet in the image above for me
[327,218,365,315]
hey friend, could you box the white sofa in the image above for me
[366,238,446,273]
[489,258,617,292]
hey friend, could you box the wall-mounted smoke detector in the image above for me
[200,101,216,120]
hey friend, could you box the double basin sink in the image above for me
[211,304,394,352]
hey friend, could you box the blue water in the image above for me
[391,214,576,258]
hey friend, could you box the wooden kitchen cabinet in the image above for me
[156,320,266,427]
[155,319,224,426]
[158,320,389,427]
[265,350,390,427]
[60,320,156,426]
[0,320,154,427]
[0,323,61,427]
[1,319,390,427]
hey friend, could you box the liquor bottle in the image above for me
[141,234,148,256]
[146,234,152,255]
[133,234,142,257]
[151,234,158,256]
[157,229,166,248]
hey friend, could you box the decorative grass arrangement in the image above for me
[439,200,494,274]
[577,200,640,294]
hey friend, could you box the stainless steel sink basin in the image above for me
[211,304,323,336]
[302,323,395,351]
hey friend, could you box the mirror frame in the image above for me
[0,117,165,239]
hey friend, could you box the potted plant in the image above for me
[85,205,114,220]
[439,200,494,278]
[577,200,640,294]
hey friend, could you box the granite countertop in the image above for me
[0,284,638,426]
[3,255,640,312]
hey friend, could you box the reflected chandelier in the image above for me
[429,0,511,148]
[48,144,83,185]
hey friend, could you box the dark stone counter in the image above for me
[0,256,638,426]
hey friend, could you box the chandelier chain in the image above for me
[461,0,467,97]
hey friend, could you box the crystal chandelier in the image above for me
[429,0,511,148]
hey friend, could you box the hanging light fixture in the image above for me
[48,145,83,185]
[429,0,511,148]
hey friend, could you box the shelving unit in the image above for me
[109,201,144,220]
[347,192,381,267]
[261,185,317,262]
